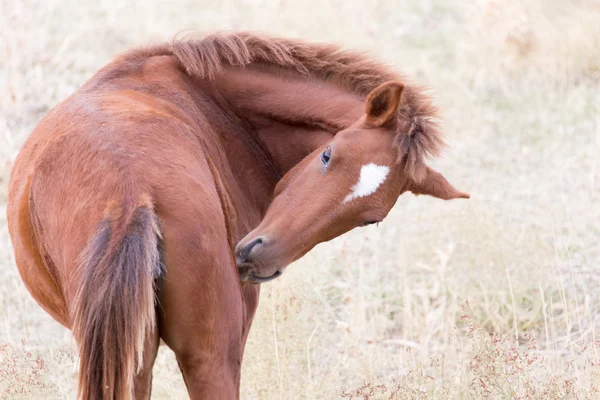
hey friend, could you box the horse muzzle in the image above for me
[235,235,284,283]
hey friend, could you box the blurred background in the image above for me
[1,0,599,398]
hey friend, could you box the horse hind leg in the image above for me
[7,177,69,326]
[133,318,160,400]
[157,209,245,399]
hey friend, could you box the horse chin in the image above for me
[237,262,284,284]
[246,270,282,284]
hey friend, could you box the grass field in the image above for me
[1,0,599,398]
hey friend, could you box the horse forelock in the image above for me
[120,31,445,182]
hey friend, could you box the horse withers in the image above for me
[7,32,468,399]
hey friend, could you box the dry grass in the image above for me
[1,0,599,398]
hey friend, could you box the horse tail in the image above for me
[71,194,163,400]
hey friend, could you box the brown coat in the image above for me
[7,32,468,400]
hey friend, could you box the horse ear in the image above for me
[409,166,470,200]
[364,81,404,127]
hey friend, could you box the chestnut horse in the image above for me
[7,32,468,399]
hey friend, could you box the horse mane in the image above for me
[124,31,444,182]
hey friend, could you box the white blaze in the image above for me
[344,163,390,203]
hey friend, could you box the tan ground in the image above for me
[1,0,599,398]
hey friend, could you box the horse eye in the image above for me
[321,145,332,165]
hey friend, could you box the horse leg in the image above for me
[157,214,245,399]
[133,321,160,400]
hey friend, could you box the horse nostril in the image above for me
[236,237,264,263]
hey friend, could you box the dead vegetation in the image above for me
[1,0,598,398]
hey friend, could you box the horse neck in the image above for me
[196,66,364,235]
[212,66,365,174]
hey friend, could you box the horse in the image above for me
[6,31,469,400]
